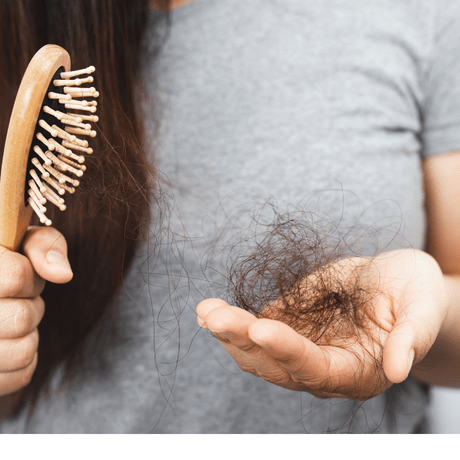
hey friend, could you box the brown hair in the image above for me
[224,205,391,401]
[0,0,170,410]
[0,1,412,420]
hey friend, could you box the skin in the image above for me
[157,0,460,395]
[0,0,456,408]
[0,0,191,415]
[196,152,460,397]
[0,156,454,405]
[197,250,448,399]
[0,227,72,407]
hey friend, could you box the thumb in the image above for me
[382,301,443,384]
[22,226,73,284]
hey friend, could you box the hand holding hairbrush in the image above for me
[0,44,98,251]
[0,45,97,405]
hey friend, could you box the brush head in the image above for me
[26,65,98,226]
[0,45,98,251]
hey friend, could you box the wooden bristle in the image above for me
[27,64,98,226]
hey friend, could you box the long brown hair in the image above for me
[0,0,424,424]
[0,0,170,410]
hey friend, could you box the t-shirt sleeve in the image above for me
[422,0,460,157]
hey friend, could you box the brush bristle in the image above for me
[26,65,98,226]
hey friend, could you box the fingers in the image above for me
[380,250,449,383]
[198,299,326,376]
[197,299,280,376]
[197,299,261,365]
[0,226,67,399]
[0,296,45,340]
[0,247,45,298]
[248,318,328,378]
[196,298,233,328]
[0,328,39,373]
[0,351,38,397]
[0,297,43,394]
[0,303,41,395]
[383,300,444,384]
[0,226,72,297]
[381,324,415,383]
[0,226,72,298]
[198,298,257,341]
[197,299,333,392]
[22,226,73,284]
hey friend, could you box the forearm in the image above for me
[410,273,460,386]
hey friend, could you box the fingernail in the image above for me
[208,328,225,334]
[406,349,415,378]
[209,329,233,338]
[251,337,270,349]
[46,250,71,270]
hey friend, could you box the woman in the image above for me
[0,0,459,433]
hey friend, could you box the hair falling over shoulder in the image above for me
[0,0,171,411]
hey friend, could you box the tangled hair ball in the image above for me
[228,212,367,338]
[222,205,392,399]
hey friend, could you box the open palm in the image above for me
[197,249,448,400]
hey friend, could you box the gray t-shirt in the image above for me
[3,0,460,433]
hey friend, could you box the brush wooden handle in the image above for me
[0,45,71,251]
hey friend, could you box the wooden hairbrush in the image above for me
[0,44,98,251]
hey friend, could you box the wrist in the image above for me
[434,274,459,346]
[410,273,458,385]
